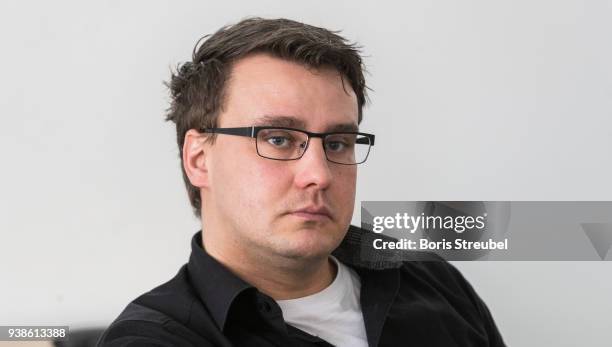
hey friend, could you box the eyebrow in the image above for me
[253,115,359,132]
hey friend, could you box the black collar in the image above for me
[187,232,253,331]
[185,224,405,332]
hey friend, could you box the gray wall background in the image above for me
[1,1,611,346]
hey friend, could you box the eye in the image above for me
[325,141,346,152]
[261,130,297,148]
[267,136,291,147]
[325,134,355,152]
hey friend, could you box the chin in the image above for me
[275,229,340,259]
[264,218,348,258]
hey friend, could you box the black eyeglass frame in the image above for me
[199,126,375,165]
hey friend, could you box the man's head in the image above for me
[166,18,368,261]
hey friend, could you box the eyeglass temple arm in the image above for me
[199,127,256,138]
[356,135,375,146]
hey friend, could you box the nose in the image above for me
[293,137,333,190]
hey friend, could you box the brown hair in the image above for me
[165,17,369,218]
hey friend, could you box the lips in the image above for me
[289,205,333,221]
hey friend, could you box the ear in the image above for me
[183,129,211,188]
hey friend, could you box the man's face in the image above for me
[202,53,358,260]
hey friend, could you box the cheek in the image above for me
[210,143,255,198]
[331,168,357,212]
[221,154,292,210]
[250,161,291,197]
[334,168,357,193]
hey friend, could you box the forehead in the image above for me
[219,53,359,130]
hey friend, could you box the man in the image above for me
[98,18,505,346]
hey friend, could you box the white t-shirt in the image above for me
[275,256,369,347]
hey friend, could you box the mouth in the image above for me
[288,206,333,222]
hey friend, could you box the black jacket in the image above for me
[98,226,505,346]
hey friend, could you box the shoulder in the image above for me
[399,254,486,310]
[97,303,194,346]
[398,255,506,346]
[97,266,213,347]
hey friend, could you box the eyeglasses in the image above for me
[200,126,375,165]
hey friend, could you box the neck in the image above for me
[201,228,337,300]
